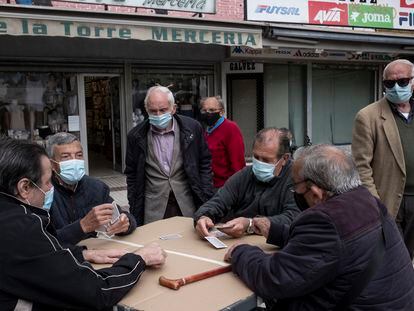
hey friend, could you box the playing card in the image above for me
[205,236,227,249]
[159,233,183,240]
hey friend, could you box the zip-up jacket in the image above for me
[51,175,137,245]
[231,187,414,310]
[0,193,145,311]
[194,162,300,228]
[125,114,214,225]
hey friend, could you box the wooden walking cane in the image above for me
[159,265,232,290]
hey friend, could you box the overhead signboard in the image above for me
[0,16,262,48]
[63,0,216,14]
[246,0,414,31]
[230,46,397,62]
[224,61,264,73]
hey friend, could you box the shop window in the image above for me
[312,67,375,145]
[131,72,214,127]
[0,72,79,146]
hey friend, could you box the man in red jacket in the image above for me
[200,96,245,189]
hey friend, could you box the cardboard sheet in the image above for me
[80,217,277,311]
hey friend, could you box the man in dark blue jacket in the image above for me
[48,132,136,245]
[125,86,214,225]
[225,144,414,310]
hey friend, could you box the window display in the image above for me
[131,71,214,127]
[0,72,79,145]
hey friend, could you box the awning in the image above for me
[264,24,414,55]
[0,6,262,48]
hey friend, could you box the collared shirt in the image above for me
[150,118,175,175]
[206,116,225,135]
[388,97,414,124]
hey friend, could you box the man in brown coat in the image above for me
[352,59,414,258]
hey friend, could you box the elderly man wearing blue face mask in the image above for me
[125,86,214,225]
[47,132,137,245]
[352,59,414,259]
[194,127,300,239]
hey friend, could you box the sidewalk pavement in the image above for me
[99,175,129,210]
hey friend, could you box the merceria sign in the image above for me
[0,17,262,48]
[64,0,216,14]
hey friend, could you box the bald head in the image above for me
[383,59,414,80]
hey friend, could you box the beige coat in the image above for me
[352,98,406,218]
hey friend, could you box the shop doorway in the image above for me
[227,74,264,158]
[80,75,122,177]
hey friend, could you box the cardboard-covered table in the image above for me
[80,217,276,311]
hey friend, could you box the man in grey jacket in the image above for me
[194,127,300,238]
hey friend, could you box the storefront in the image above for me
[0,5,262,175]
[224,0,414,149]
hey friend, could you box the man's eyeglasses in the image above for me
[383,77,413,89]
[200,109,221,114]
[289,179,309,193]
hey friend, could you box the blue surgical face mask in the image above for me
[385,83,413,104]
[149,112,172,129]
[31,181,54,211]
[58,159,85,185]
[252,157,282,183]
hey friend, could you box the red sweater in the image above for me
[205,118,246,188]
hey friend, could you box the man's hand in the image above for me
[135,243,167,268]
[80,204,114,233]
[224,242,247,262]
[195,216,215,237]
[107,213,130,235]
[219,217,249,238]
[252,217,271,238]
[82,249,128,264]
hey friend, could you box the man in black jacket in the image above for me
[225,144,414,310]
[0,138,166,310]
[194,127,300,238]
[125,86,214,225]
[47,132,137,245]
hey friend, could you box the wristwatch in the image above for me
[246,218,254,234]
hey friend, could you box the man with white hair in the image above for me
[225,144,414,310]
[352,59,414,258]
[125,86,214,225]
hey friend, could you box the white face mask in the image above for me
[29,181,54,211]
[55,159,85,185]
[252,157,283,183]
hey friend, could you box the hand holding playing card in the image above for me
[106,213,130,235]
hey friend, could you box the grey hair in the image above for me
[296,144,361,196]
[46,132,79,158]
[144,86,175,109]
[383,59,414,79]
[200,96,225,111]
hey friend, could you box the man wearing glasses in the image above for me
[352,59,414,258]
[199,96,245,189]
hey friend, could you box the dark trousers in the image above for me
[163,191,183,219]
[396,195,414,259]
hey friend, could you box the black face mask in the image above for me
[200,112,221,127]
[294,191,310,211]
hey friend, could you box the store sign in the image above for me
[348,4,393,28]
[400,0,414,8]
[248,0,308,23]
[309,1,348,26]
[64,0,216,14]
[246,0,414,30]
[230,46,397,62]
[0,17,262,48]
[224,61,264,74]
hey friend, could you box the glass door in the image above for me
[80,75,122,177]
